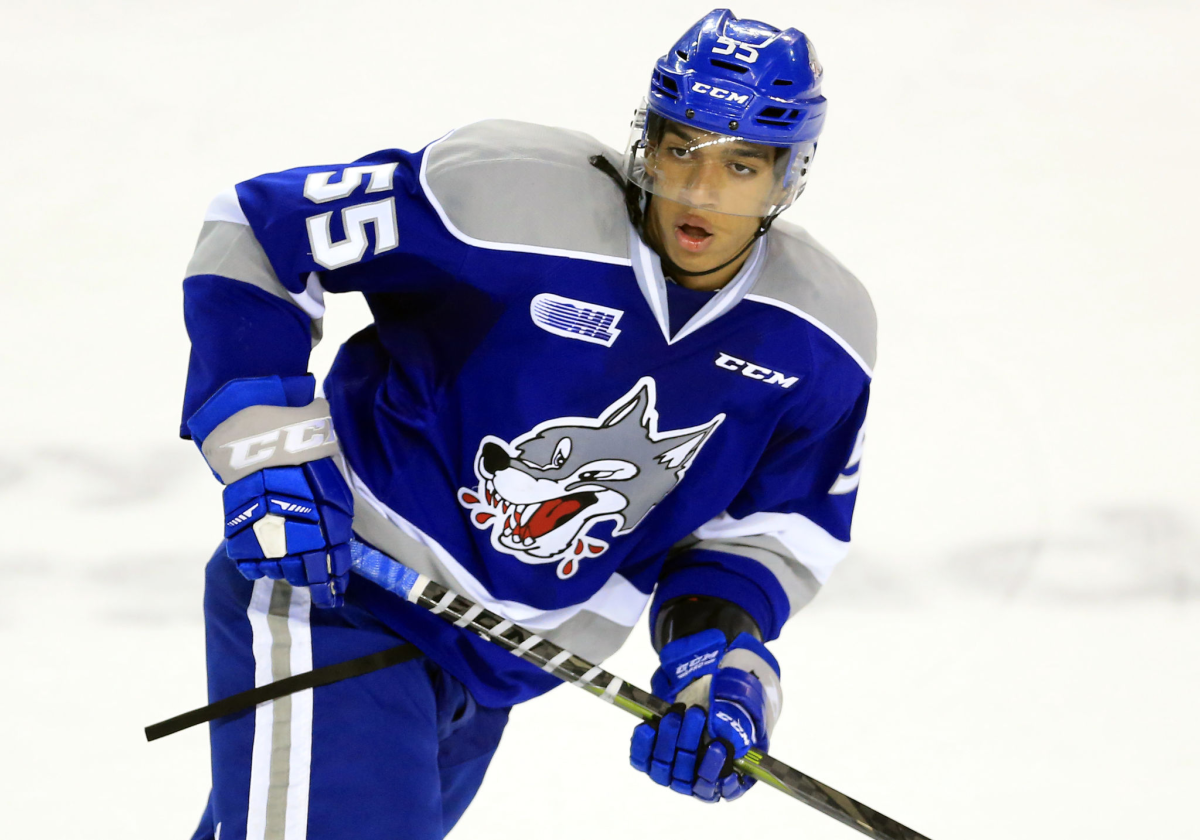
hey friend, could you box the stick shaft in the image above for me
[351,547,931,840]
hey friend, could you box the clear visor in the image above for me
[623,105,815,218]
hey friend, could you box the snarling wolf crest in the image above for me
[458,377,724,579]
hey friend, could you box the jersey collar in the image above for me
[628,225,768,345]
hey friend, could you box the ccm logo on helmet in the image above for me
[715,352,800,388]
[690,82,750,105]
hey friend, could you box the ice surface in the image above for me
[1,1,1197,837]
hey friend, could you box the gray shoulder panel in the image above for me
[186,219,322,346]
[186,220,290,298]
[423,120,630,261]
[749,221,877,372]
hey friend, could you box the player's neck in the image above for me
[648,226,755,292]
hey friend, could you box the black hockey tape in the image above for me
[646,701,689,732]
[145,641,420,741]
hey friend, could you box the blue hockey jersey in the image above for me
[181,120,876,708]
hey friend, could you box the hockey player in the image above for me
[179,8,874,839]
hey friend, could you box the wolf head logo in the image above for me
[458,377,724,579]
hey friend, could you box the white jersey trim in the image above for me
[628,227,767,346]
[204,186,250,225]
[349,468,650,630]
[418,130,633,267]
[693,510,850,585]
[630,228,671,343]
[742,294,874,378]
[289,271,327,319]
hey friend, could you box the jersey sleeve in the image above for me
[179,149,431,437]
[650,380,871,641]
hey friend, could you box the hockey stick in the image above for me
[351,543,931,840]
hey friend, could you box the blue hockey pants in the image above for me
[191,545,511,840]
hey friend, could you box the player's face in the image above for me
[644,125,781,288]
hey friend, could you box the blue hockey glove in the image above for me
[630,629,782,802]
[187,374,353,608]
[222,460,353,607]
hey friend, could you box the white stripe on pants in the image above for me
[245,579,313,840]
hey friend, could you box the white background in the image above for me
[2,1,1198,837]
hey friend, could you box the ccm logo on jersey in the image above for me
[530,293,624,347]
[714,352,799,388]
[690,83,751,105]
[220,417,338,471]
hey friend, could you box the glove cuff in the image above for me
[188,375,317,442]
[187,375,340,484]
[718,633,783,737]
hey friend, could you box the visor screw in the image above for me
[685,108,695,119]
[729,120,739,130]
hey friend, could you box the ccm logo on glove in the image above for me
[222,416,337,470]
[674,650,720,681]
[714,710,752,748]
[199,400,342,483]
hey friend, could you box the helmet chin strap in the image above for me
[588,154,778,281]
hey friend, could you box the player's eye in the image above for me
[729,161,757,176]
[668,146,691,160]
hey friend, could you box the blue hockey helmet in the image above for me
[624,9,827,217]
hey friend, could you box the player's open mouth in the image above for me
[674,215,714,253]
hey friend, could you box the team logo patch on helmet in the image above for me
[458,377,723,579]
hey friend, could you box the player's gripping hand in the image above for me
[630,629,782,802]
[187,374,353,608]
[222,460,353,607]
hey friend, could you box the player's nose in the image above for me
[480,442,511,478]
[678,165,722,210]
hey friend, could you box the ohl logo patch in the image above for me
[458,377,724,579]
[529,293,623,347]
